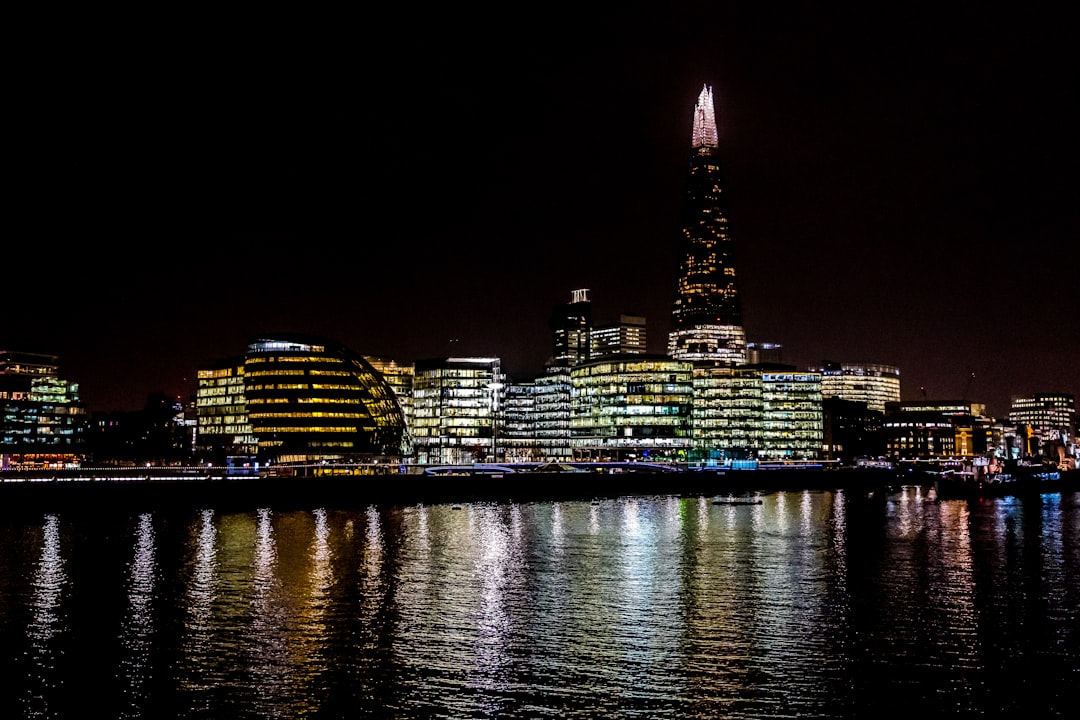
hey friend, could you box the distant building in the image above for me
[0,350,88,469]
[881,401,996,461]
[745,342,783,365]
[1008,392,1077,462]
[533,364,573,461]
[810,361,901,413]
[549,288,593,366]
[690,363,823,463]
[592,314,646,358]
[500,381,540,462]
[364,355,415,440]
[821,397,884,463]
[668,85,747,364]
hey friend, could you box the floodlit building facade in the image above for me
[668,85,747,364]
[533,364,573,461]
[500,381,540,462]
[364,355,415,441]
[760,370,825,460]
[690,363,764,462]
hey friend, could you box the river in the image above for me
[1,485,1076,718]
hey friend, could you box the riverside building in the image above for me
[0,350,88,468]
[569,355,694,462]
[195,335,409,466]
[690,363,824,463]
[411,357,505,465]
[194,355,257,464]
[1008,392,1076,457]
[811,361,901,413]
[668,85,747,364]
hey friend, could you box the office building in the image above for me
[194,355,257,464]
[550,288,593,366]
[811,361,901,413]
[411,357,505,465]
[227,335,408,465]
[668,84,747,364]
[592,314,646,358]
[0,350,88,468]
[1008,392,1076,460]
[570,354,694,461]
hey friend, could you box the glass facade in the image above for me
[194,356,256,463]
[760,371,824,460]
[411,357,505,465]
[550,289,593,366]
[592,314,646,358]
[669,85,747,365]
[811,361,901,413]
[570,355,693,461]
[238,335,408,464]
[0,351,88,468]
[533,364,573,461]
[501,381,540,462]
[690,364,764,462]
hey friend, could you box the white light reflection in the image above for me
[24,514,66,718]
[799,490,814,535]
[474,505,517,678]
[118,513,157,718]
[247,507,290,709]
[188,509,217,629]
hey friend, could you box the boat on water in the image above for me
[932,461,1078,499]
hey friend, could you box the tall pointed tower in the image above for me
[667,84,747,364]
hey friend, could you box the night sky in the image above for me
[8,5,1078,419]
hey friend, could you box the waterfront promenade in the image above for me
[0,463,915,513]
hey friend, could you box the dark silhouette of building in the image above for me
[549,288,593,366]
[668,84,747,364]
[821,397,884,463]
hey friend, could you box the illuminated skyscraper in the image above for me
[668,84,747,364]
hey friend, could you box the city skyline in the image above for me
[7,5,1078,419]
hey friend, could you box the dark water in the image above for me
[1,486,1077,718]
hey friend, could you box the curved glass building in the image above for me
[241,335,409,464]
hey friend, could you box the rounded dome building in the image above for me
[240,334,409,464]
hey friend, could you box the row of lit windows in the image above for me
[247,411,369,420]
[256,426,359,433]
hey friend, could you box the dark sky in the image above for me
[8,4,1079,419]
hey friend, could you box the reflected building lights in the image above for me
[25,514,66,718]
[119,512,156,713]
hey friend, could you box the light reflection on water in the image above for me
[1,487,1077,718]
